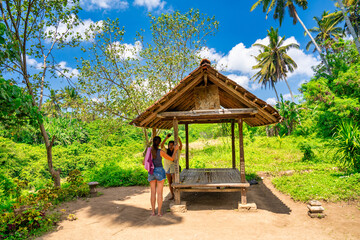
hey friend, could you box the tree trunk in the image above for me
[271,81,280,102]
[142,127,149,157]
[39,122,61,187]
[337,0,360,55]
[284,78,295,102]
[294,10,332,75]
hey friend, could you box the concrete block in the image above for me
[308,212,326,218]
[308,200,322,206]
[238,202,257,211]
[307,205,324,213]
[170,201,187,213]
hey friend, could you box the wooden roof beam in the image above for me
[138,73,204,126]
[158,108,257,118]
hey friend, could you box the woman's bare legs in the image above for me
[156,179,165,216]
[150,180,157,216]
[166,173,174,200]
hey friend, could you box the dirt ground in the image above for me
[38,177,360,240]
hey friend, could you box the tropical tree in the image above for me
[252,27,299,102]
[335,0,360,54]
[251,0,331,74]
[77,10,218,150]
[306,11,344,52]
[326,0,360,36]
[0,0,82,186]
[275,94,299,135]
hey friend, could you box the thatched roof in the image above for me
[130,59,282,129]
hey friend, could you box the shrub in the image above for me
[299,143,315,162]
[85,161,148,187]
[0,170,90,239]
[333,120,360,172]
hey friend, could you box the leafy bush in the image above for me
[85,160,148,187]
[298,143,315,162]
[0,170,89,239]
[333,120,360,172]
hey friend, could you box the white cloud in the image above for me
[91,97,103,103]
[108,41,143,60]
[57,61,79,78]
[298,79,308,87]
[227,74,250,90]
[45,15,103,42]
[217,42,259,75]
[344,34,354,41]
[81,0,129,10]
[266,98,277,106]
[283,37,320,78]
[26,55,43,70]
[198,47,223,63]
[283,93,292,101]
[208,36,319,81]
[133,0,166,11]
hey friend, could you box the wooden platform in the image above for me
[172,168,249,192]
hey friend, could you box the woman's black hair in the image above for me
[151,136,161,159]
[167,140,175,156]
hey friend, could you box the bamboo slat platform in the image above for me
[172,168,249,192]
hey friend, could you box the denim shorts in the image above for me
[148,167,166,182]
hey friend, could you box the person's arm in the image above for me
[161,133,171,150]
[178,137,182,150]
[160,145,179,161]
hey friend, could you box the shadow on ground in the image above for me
[168,180,291,214]
[57,186,183,228]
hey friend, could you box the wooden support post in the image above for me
[173,118,181,204]
[241,188,247,205]
[185,123,189,169]
[238,119,246,183]
[231,120,235,169]
[152,128,156,140]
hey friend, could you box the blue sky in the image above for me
[26,0,340,105]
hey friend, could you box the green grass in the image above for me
[179,135,360,202]
[1,134,359,203]
[272,171,360,202]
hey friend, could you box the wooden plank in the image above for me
[139,73,204,127]
[207,72,277,123]
[179,119,238,125]
[172,183,250,188]
[179,188,244,193]
[185,123,189,169]
[173,117,181,204]
[194,85,220,110]
[158,108,257,118]
[231,120,236,168]
[238,119,246,183]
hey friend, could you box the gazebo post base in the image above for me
[238,202,257,211]
[170,201,187,213]
[174,188,181,204]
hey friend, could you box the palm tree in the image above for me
[335,0,360,54]
[306,11,344,53]
[326,0,360,36]
[252,27,299,102]
[251,0,331,74]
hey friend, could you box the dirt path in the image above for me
[39,178,360,240]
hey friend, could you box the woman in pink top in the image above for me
[144,136,179,216]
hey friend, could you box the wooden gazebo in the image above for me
[130,59,282,209]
